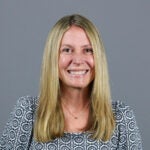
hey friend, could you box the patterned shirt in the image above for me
[0,96,142,149]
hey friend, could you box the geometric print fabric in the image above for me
[0,96,143,149]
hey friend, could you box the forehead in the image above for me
[61,26,91,45]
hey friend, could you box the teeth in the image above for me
[69,70,87,75]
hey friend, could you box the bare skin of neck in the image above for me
[61,87,90,133]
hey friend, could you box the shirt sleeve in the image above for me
[114,101,143,149]
[0,96,37,149]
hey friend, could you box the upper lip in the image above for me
[67,69,89,71]
[67,68,89,71]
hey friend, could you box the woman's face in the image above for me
[59,25,95,90]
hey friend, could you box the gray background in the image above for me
[0,0,149,149]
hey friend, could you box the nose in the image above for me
[72,53,85,65]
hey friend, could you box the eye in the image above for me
[84,48,93,54]
[61,48,72,54]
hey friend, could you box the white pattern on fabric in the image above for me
[0,96,142,149]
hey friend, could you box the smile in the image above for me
[67,70,88,75]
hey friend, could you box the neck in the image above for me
[60,86,91,131]
[60,87,90,109]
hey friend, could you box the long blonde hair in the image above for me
[34,14,115,142]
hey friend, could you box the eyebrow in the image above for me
[60,44,73,48]
[81,45,92,48]
[60,44,92,48]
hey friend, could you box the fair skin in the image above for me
[59,25,95,132]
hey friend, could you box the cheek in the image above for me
[87,56,95,69]
[59,55,71,69]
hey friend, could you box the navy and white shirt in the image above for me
[0,96,142,149]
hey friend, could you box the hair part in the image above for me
[34,14,115,142]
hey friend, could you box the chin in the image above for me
[69,82,91,89]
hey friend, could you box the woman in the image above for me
[0,14,142,149]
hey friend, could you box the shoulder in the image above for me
[14,95,38,113]
[111,101,143,149]
[0,96,39,149]
[7,95,39,125]
[112,100,135,120]
[112,100,139,137]
[112,101,135,123]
